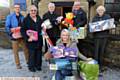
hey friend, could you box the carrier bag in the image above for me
[78,60,99,80]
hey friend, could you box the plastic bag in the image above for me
[78,60,99,80]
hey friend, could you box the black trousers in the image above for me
[94,38,108,69]
[28,48,42,69]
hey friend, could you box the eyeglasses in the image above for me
[61,35,69,36]
[30,10,37,12]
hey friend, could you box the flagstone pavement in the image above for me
[0,48,120,80]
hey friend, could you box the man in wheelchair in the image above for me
[44,29,92,80]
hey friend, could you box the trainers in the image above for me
[99,72,103,77]
[16,65,22,69]
[99,70,103,77]
[29,68,36,72]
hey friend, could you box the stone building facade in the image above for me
[10,0,104,21]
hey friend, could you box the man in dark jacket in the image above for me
[72,1,88,56]
[92,5,111,73]
[72,1,87,28]
[43,3,61,52]
[21,5,43,72]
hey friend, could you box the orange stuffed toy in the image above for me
[62,12,77,31]
[62,12,74,28]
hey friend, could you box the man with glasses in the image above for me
[5,3,29,69]
[72,1,87,28]
[72,1,88,56]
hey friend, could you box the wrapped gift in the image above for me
[42,19,52,29]
[64,47,77,58]
[70,27,86,40]
[89,18,116,32]
[50,46,64,58]
[49,58,77,70]
[26,30,38,41]
[11,27,22,39]
[50,46,78,59]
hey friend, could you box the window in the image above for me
[105,0,120,23]
[14,0,27,11]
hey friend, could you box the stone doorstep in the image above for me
[0,77,40,80]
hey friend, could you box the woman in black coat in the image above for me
[21,5,43,72]
[92,5,111,73]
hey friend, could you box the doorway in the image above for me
[63,7,72,17]
[53,2,73,16]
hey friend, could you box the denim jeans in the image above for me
[55,70,72,80]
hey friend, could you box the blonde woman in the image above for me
[44,29,91,80]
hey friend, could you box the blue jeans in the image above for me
[55,70,72,80]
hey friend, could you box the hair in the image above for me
[14,3,20,6]
[61,29,70,36]
[73,1,80,6]
[96,5,106,13]
[27,5,37,13]
[48,2,55,8]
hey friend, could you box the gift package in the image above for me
[26,30,38,41]
[49,46,78,70]
[70,27,87,40]
[89,18,115,32]
[11,27,22,39]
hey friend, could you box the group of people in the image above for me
[5,1,111,76]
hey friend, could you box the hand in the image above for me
[28,38,33,42]
[69,24,73,28]
[41,23,46,29]
[10,28,16,32]
[56,16,63,23]
[86,58,93,61]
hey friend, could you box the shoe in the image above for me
[99,72,103,77]
[16,65,22,69]
[99,70,103,77]
[101,67,108,72]
[36,67,41,71]
[29,68,36,72]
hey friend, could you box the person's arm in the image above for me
[77,49,88,61]
[42,13,48,21]
[92,16,98,22]
[78,50,92,61]
[5,15,12,36]
[79,12,87,27]
[76,11,87,28]
[20,18,29,42]
[44,48,53,60]
[73,42,91,61]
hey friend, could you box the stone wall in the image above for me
[38,0,88,17]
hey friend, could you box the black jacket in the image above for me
[43,11,60,38]
[21,14,43,49]
[92,14,111,38]
[73,8,87,28]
